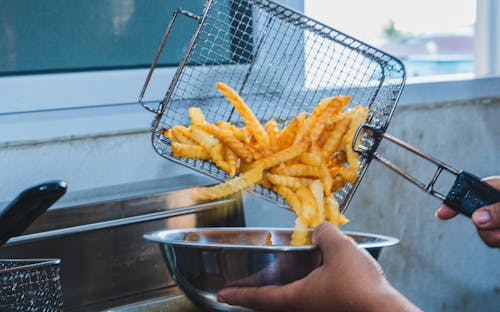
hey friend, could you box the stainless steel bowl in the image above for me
[144,227,398,312]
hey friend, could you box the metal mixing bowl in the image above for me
[144,227,398,312]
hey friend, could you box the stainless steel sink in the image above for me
[106,288,202,312]
[0,174,245,311]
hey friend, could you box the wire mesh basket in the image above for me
[139,0,406,211]
[0,259,64,312]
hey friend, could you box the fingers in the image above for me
[435,205,459,220]
[476,229,500,248]
[471,177,500,247]
[435,176,500,221]
[483,176,500,189]
[217,285,295,312]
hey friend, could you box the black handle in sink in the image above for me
[444,172,500,218]
[0,180,67,246]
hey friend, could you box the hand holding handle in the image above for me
[444,172,500,217]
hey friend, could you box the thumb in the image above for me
[472,204,500,230]
[312,222,354,261]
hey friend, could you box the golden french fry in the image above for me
[296,186,317,226]
[224,146,238,178]
[265,119,280,153]
[291,217,308,246]
[171,125,190,136]
[239,160,252,173]
[324,110,347,132]
[329,166,359,183]
[309,180,325,226]
[216,82,270,150]
[320,113,352,160]
[189,107,206,125]
[309,142,333,196]
[161,128,175,141]
[293,97,338,144]
[217,121,250,143]
[325,195,349,227]
[172,143,210,160]
[190,126,222,159]
[250,139,274,157]
[252,142,309,170]
[245,144,264,161]
[331,175,347,192]
[278,112,305,150]
[171,126,196,145]
[267,173,312,191]
[190,125,231,173]
[309,96,350,143]
[192,165,263,200]
[258,171,273,189]
[198,123,255,163]
[329,96,351,113]
[328,151,348,167]
[264,232,272,246]
[342,106,369,172]
[299,152,322,167]
[272,164,321,178]
[338,214,349,225]
[318,160,334,197]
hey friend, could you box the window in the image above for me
[0,0,261,114]
[0,0,498,130]
[0,0,209,75]
[304,0,477,78]
[0,0,236,113]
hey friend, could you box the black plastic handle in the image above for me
[444,172,500,217]
[0,180,67,246]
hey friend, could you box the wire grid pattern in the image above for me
[0,259,63,312]
[151,0,405,209]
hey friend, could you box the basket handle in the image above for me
[353,124,500,217]
[0,181,67,246]
[138,9,201,114]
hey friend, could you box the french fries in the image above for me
[191,165,263,200]
[161,82,369,245]
[216,82,271,150]
[172,143,210,160]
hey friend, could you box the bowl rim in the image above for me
[143,227,399,251]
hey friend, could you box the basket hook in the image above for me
[138,9,201,114]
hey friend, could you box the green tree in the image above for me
[383,19,401,41]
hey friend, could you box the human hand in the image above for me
[436,176,500,247]
[217,222,420,312]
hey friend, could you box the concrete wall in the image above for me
[342,97,500,312]
[1,96,499,311]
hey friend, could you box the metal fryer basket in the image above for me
[140,0,406,211]
[0,259,64,311]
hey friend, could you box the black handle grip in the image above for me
[444,172,500,217]
[0,180,67,246]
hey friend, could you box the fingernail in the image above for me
[217,294,226,303]
[473,211,490,224]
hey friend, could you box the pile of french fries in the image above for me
[162,82,368,245]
